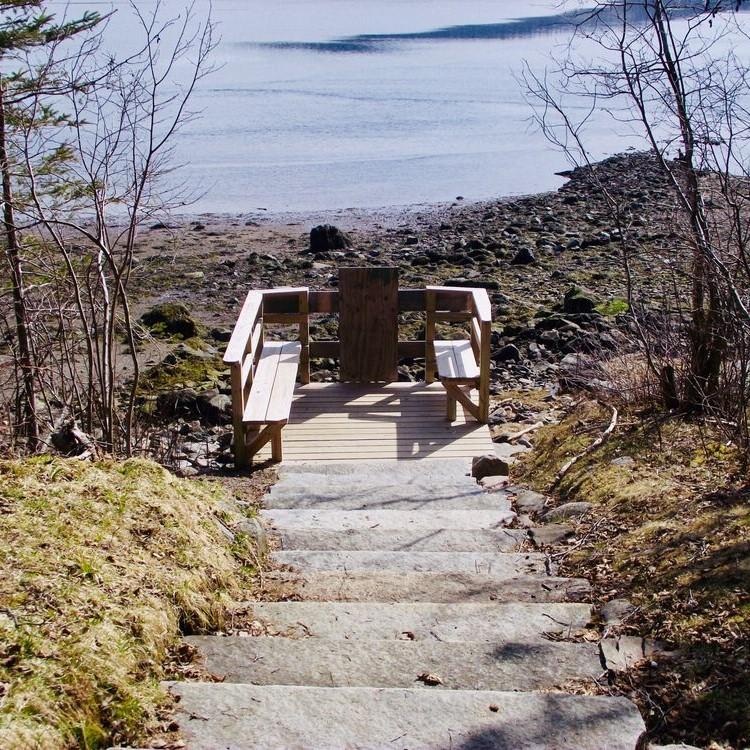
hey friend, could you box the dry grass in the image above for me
[0,457,259,749]
[515,401,750,748]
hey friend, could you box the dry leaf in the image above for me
[416,672,443,686]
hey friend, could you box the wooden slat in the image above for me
[471,288,492,322]
[434,340,480,381]
[339,267,399,383]
[265,342,303,422]
[309,290,339,313]
[243,342,301,424]
[310,341,340,358]
[224,290,263,364]
[264,313,308,324]
[262,287,308,313]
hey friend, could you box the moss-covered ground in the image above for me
[0,457,260,749]
[516,402,749,748]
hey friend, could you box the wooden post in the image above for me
[230,363,249,468]
[299,289,310,384]
[479,320,491,423]
[425,289,436,384]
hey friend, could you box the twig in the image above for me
[549,402,619,491]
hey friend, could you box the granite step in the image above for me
[263,570,591,603]
[272,549,551,576]
[242,600,593,641]
[167,683,647,750]
[186,635,604,690]
[272,525,570,552]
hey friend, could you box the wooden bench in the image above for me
[426,286,491,423]
[223,288,309,467]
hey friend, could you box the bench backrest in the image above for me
[339,267,399,383]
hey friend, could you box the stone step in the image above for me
[167,683,647,750]
[264,482,498,510]
[243,601,593,641]
[262,508,517,532]
[280,459,473,480]
[185,636,604,691]
[272,550,551,576]
[263,570,591,603]
[273,526,565,552]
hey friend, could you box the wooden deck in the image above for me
[257,382,494,463]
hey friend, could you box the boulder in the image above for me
[510,246,536,265]
[471,454,511,481]
[495,344,520,362]
[309,225,352,254]
[141,302,199,339]
[563,286,598,314]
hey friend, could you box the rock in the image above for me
[611,456,635,467]
[479,475,509,490]
[471,454,511,481]
[495,344,520,362]
[197,390,233,426]
[542,502,593,522]
[238,517,270,555]
[510,246,536,265]
[563,286,598,314]
[513,489,548,515]
[141,302,199,339]
[599,599,635,626]
[310,225,351,254]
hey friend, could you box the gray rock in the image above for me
[472,454,511,480]
[495,344,521,362]
[600,599,635,626]
[510,246,536,265]
[542,502,593,522]
[611,456,635,467]
[512,489,548,515]
[563,286,598,314]
[309,224,351,253]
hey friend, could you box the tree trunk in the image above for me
[0,79,38,448]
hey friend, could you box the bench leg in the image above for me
[444,383,481,422]
[271,426,283,462]
[446,393,457,422]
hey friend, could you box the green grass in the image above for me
[595,298,629,316]
[0,457,259,749]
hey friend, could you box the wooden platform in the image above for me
[257,382,494,463]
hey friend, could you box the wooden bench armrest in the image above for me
[224,290,263,365]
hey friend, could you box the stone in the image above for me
[512,489,548,515]
[563,286,598,314]
[196,390,232,426]
[495,343,521,362]
[309,224,351,253]
[140,302,199,339]
[510,246,536,265]
[599,599,635,626]
[472,454,511,480]
[238,517,269,555]
[611,456,635,467]
[542,502,593,522]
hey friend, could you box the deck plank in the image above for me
[257,382,494,462]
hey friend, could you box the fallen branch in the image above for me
[549,402,618,491]
[504,421,544,443]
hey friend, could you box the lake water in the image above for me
[51,1,747,214]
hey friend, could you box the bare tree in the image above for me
[0,1,216,454]
[525,1,750,433]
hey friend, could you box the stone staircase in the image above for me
[166,459,647,749]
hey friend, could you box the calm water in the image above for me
[50,1,746,213]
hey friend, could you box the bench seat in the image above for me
[434,340,482,422]
[243,341,302,425]
[434,340,480,383]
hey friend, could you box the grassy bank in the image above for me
[0,457,259,749]
[516,402,750,748]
